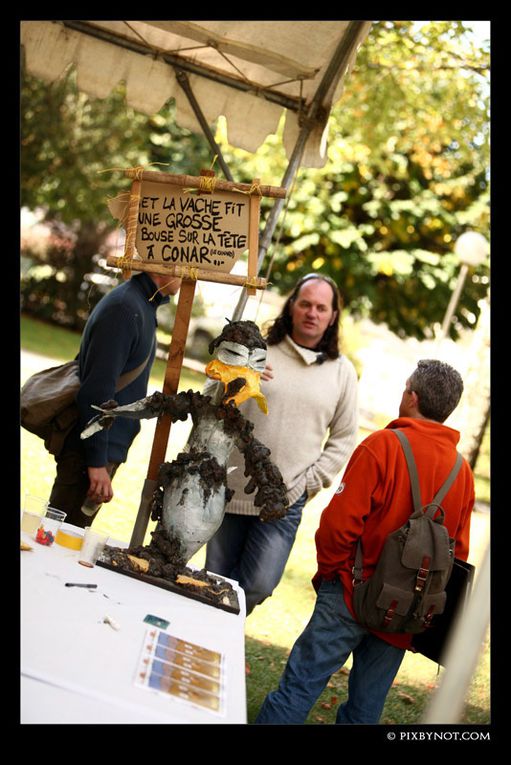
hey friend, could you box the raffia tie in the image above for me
[177,266,200,280]
[183,174,218,196]
[244,276,262,288]
[148,266,200,301]
[98,162,168,179]
[231,180,262,197]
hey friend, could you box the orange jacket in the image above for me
[314,417,475,649]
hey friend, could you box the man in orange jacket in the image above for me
[255,359,475,725]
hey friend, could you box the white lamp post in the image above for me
[440,231,489,340]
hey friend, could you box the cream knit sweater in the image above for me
[220,335,359,516]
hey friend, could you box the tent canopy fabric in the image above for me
[21,20,371,168]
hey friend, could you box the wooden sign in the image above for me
[135,180,249,272]
[109,169,286,291]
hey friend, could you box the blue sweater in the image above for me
[70,272,169,466]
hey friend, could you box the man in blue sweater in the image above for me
[49,271,182,527]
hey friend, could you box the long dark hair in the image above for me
[265,273,343,359]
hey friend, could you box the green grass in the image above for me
[21,314,83,360]
[245,633,490,724]
[20,314,491,725]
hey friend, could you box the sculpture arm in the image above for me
[80,390,194,439]
[237,433,289,522]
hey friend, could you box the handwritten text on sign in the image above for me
[135,181,250,272]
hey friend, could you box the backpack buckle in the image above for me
[415,555,431,592]
[383,599,398,626]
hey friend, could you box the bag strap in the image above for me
[352,429,463,584]
[114,344,154,393]
[393,429,422,513]
[433,452,463,506]
[393,429,463,514]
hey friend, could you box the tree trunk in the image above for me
[467,403,490,471]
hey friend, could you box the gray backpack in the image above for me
[352,429,463,634]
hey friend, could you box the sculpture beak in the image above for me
[205,360,268,414]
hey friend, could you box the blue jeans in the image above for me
[205,492,307,615]
[255,578,405,724]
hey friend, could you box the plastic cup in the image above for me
[78,527,109,568]
[35,507,67,547]
[21,494,48,534]
[55,526,84,550]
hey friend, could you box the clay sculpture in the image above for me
[80,320,288,609]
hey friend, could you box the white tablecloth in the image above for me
[20,525,247,724]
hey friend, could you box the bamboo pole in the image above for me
[123,168,286,199]
[122,178,142,280]
[105,256,268,289]
[144,172,217,481]
[246,179,261,297]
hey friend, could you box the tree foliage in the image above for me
[213,21,490,339]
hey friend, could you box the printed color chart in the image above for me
[136,629,225,714]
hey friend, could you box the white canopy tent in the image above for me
[21,20,371,168]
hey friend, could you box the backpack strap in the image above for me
[353,540,364,585]
[393,429,463,515]
[393,429,422,513]
[432,452,463,506]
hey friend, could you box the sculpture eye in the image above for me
[216,341,250,367]
[248,349,267,371]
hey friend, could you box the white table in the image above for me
[20,525,247,724]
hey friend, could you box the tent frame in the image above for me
[62,20,304,114]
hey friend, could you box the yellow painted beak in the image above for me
[205,360,268,414]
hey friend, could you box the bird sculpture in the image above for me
[81,320,288,608]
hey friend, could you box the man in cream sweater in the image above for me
[205,273,359,614]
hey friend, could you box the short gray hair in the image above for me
[408,360,464,423]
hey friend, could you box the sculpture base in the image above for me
[96,547,241,615]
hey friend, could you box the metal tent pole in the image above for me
[175,69,234,183]
[231,20,368,321]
